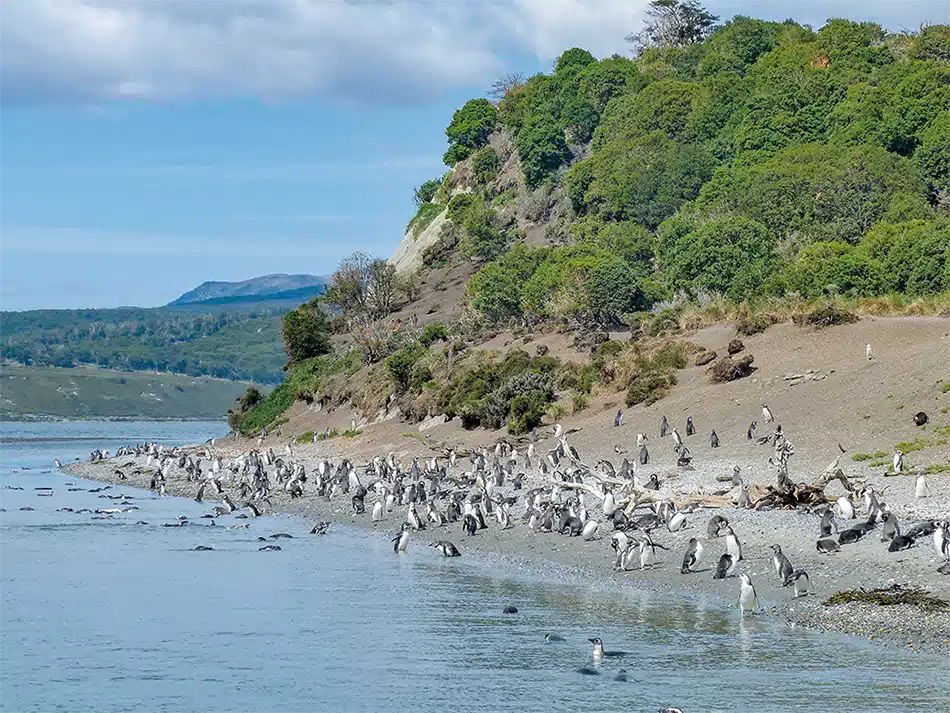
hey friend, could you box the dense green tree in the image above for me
[555,48,597,74]
[783,241,887,297]
[471,146,502,187]
[281,301,331,364]
[444,98,498,166]
[413,179,442,206]
[915,112,950,197]
[516,115,571,187]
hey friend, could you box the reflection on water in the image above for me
[1,422,947,713]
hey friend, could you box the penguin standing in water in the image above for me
[429,540,461,557]
[392,523,410,554]
[738,573,758,617]
[710,430,719,448]
[770,544,793,582]
[680,538,703,574]
[784,570,810,598]
[588,638,627,660]
[685,417,695,436]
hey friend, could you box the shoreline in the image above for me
[62,445,950,656]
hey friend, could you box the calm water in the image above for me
[1,421,947,713]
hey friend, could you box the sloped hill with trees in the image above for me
[207,7,950,435]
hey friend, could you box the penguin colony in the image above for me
[70,403,950,633]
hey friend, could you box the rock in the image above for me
[418,414,448,432]
[694,350,717,366]
[535,344,550,356]
[708,354,756,383]
[727,338,745,355]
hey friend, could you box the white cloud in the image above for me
[1,1,946,106]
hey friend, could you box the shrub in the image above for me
[447,193,480,224]
[783,241,888,298]
[801,304,859,328]
[708,354,756,382]
[407,202,445,238]
[413,179,442,206]
[507,391,549,435]
[419,323,449,346]
[461,212,511,262]
[482,371,554,430]
[472,146,502,187]
[626,371,677,406]
[295,431,315,444]
[386,342,426,392]
[735,314,777,336]
[444,98,497,166]
[571,392,589,414]
[517,115,571,188]
[281,301,331,364]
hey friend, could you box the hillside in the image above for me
[232,10,950,443]
[168,273,328,306]
[0,363,258,421]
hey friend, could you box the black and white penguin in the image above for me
[310,521,330,535]
[639,445,650,465]
[660,416,670,437]
[544,633,565,642]
[680,537,704,574]
[820,508,837,537]
[738,573,758,616]
[707,514,728,539]
[747,421,757,440]
[462,513,478,536]
[762,403,774,423]
[259,545,281,551]
[713,553,738,579]
[783,570,810,597]
[392,523,410,554]
[710,430,719,448]
[723,525,743,561]
[887,534,915,552]
[193,545,214,551]
[589,637,626,659]
[429,540,461,557]
[685,416,695,436]
[816,538,841,554]
[614,409,623,428]
[880,511,899,542]
[770,544,793,582]
[835,495,855,520]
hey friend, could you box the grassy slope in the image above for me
[0,364,262,420]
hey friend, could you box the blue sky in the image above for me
[2,0,946,311]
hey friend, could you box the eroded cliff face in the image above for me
[387,207,448,276]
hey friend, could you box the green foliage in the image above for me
[447,193,480,224]
[461,211,511,262]
[517,115,571,188]
[407,202,445,238]
[782,241,887,298]
[295,431,315,444]
[386,341,427,392]
[911,24,950,62]
[555,48,597,74]
[238,386,264,411]
[468,263,525,322]
[281,300,331,364]
[419,323,449,346]
[660,215,777,299]
[471,146,502,187]
[444,98,498,166]
[571,392,589,414]
[413,179,442,206]
[916,112,950,196]
[851,450,888,461]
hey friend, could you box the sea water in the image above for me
[1,421,946,713]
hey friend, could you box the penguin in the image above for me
[934,520,948,558]
[770,544,793,582]
[429,540,461,557]
[589,638,626,659]
[581,519,600,541]
[784,570,810,598]
[462,513,478,536]
[392,523,410,554]
[638,537,658,570]
[639,445,649,465]
[259,545,282,551]
[762,403,774,423]
[710,430,719,448]
[667,510,686,532]
[738,573,758,617]
[723,525,743,561]
[915,471,930,498]
[866,343,872,361]
[614,409,623,428]
[193,545,214,551]
[636,433,648,449]
[835,495,855,520]
[713,553,738,579]
[880,511,899,542]
[685,417,695,436]
[576,667,600,676]
[707,515,728,538]
[660,416,670,437]
[310,521,330,535]
[816,538,841,554]
[680,538,703,574]
[938,561,950,576]
[820,508,837,537]
[892,449,903,474]
[737,485,751,509]
[671,428,682,447]
[887,535,914,552]
[747,421,757,440]
[544,633,565,642]
[372,500,384,523]
[613,669,628,683]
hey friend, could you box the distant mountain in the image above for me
[168,274,329,307]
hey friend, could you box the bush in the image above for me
[708,354,756,382]
[413,179,442,206]
[444,98,497,166]
[783,241,887,298]
[407,202,445,238]
[483,371,554,430]
[801,304,859,328]
[736,314,777,336]
[472,146,502,187]
[386,342,426,392]
[461,212,511,262]
[517,115,571,188]
[626,371,677,406]
[447,193,480,224]
[571,392,589,414]
[281,301,331,364]
[507,391,549,435]
[419,323,449,346]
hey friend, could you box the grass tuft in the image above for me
[823,585,949,612]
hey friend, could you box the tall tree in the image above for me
[625,0,719,55]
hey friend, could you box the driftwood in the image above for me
[751,457,864,510]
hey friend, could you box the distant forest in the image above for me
[0,307,287,383]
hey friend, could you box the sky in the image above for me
[2,0,947,311]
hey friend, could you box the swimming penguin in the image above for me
[576,667,600,676]
[193,545,214,551]
[259,545,282,551]
[392,523,410,554]
[710,430,719,448]
[614,409,623,428]
[544,633,565,642]
[660,416,670,437]
[915,471,930,498]
[816,538,840,554]
[685,417,695,436]
[310,521,330,535]
[892,449,903,474]
[738,573,758,617]
[713,553,738,579]
[770,544,793,582]
[680,538,704,574]
[589,638,626,659]
[614,669,629,682]
[430,540,461,557]
[723,525,743,561]
[502,606,518,614]
[820,508,838,537]
[747,421,757,440]
[784,570,810,597]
